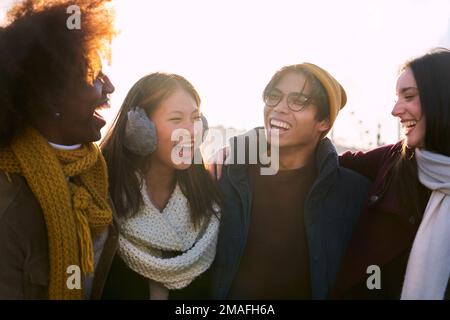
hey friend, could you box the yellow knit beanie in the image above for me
[299,62,347,136]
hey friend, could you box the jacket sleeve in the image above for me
[338,144,397,182]
[0,197,26,299]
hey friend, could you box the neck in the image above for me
[145,157,176,193]
[278,142,317,171]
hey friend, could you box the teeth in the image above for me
[402,120,417,128]
[270,119,291,130]
[96,102,110,110]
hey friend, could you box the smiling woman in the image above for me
[333,48,450,300]
[0,0,118,300]
[0,0,116,146]
[101,72,223,300]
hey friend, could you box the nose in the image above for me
[187,120,196,139]
[102,74,115,95]
[273,95,289,114]
[177,119,195,142]
[391,98,403,117]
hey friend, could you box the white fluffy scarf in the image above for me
[401,148,450,300]
[118,182,220,290]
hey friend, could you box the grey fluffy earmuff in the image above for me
[123,106,157,156]
[123,106,209,156]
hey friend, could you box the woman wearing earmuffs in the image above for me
[100,73,222,299]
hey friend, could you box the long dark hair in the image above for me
[389,48,450,217]
[101,73,222,227]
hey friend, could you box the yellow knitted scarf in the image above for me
[0,127,112,299]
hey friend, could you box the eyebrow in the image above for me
[399,87,418,93]
[273,88,311,97]
[273,80,310,96]
[168,110,200,115]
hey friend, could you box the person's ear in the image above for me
[317,118,331,133]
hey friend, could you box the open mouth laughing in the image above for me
[401,119,417,135]
[269,118,292,133]
[92,99,110,128]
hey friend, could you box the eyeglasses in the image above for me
[263,88,313,112]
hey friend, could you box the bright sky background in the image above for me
[2,0,450,149]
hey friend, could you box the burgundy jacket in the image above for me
[332,142,433,299]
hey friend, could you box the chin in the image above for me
[91,133,102,143]
[173,163,192,171]
[83,133,101,144]
[405,140,415,149]
[271,135,294,148]
[78,127,102,144]
[266,133,284,147]
[405,135,423,149]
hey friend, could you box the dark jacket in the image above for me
[210,131,371,299]
[101,252,212,300]
[333,142,449,299]
[0,172,118,300]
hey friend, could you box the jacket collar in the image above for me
[313,137,339,190]
[226,128,340,186]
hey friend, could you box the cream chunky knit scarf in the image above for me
[118,182,220,289]
[401,148,450,300]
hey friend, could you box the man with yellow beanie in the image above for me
[209,63,371,299]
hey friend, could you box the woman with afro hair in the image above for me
[0,0,117,299]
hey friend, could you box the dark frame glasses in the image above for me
[263,88,313,112]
